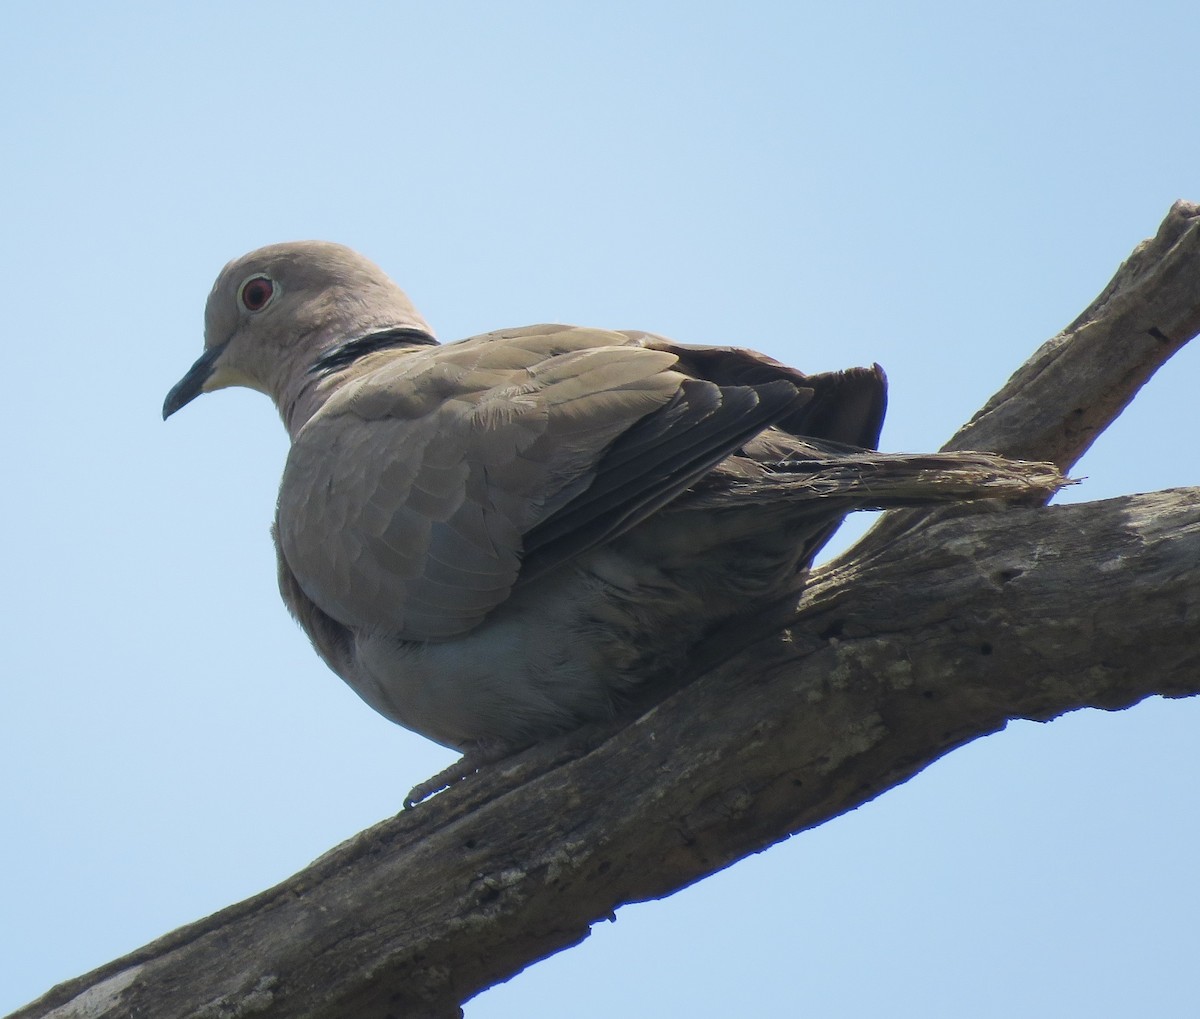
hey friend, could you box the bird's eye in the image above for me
[239,275,276,312]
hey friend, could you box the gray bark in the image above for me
[12,201,1200,1019]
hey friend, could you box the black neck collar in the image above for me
[308,326,438,376]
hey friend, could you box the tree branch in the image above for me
[844,199,1200,563]
[13,203,1200,1019]
[946,198,1200,468]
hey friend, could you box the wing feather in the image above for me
[276,325,827,640]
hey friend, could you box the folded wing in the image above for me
[276,326,813,640]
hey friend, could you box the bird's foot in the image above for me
[403,741,520,809]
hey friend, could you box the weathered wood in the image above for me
[852,199,1200,558]
[12,202,1200,1019]
[18,490,1199,1019]
[946,198,1200,468]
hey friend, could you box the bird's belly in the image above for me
[342,558,649,750]
[347,619,605,750]
[335,527,814,751]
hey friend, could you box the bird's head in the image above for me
[163,241,434,427]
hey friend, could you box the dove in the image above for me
[165,241,1065,804]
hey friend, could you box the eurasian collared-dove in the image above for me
[165,241,1065,804]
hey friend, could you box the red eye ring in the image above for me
[239,275,276,312]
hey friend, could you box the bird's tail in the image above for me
[687,450,1073,510]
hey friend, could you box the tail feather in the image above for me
[682,451,1073,510]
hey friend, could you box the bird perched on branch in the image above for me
[164,242,1065,804]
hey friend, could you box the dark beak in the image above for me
[163,341,228,420]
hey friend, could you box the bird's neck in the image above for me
[276,323,439,438]
[280,374,336,438]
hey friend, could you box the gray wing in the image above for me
[277,325,807,641]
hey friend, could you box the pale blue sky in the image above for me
[3,3,1198,1016]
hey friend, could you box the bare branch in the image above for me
[846,199,1200,558]
[946,199,1200,468]
[16,489,1199,1019]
